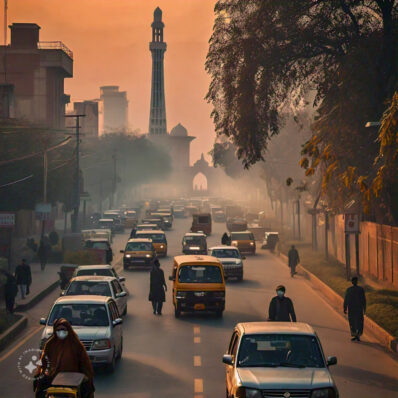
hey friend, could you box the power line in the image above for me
[0,174,34,188]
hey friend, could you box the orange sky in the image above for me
[10,0,216,164]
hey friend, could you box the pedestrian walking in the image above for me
[268,285,296,322]
[344,276,366,341]
[1,270,18,313]
[221,232,230,245]
[149,259,167,315]
[38,239,49,271]
[14,259,32,300]
[288,245,300,277]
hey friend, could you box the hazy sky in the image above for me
[11,0,216,164]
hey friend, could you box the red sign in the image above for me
[344,213,359,234]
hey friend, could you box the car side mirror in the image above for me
[118,277,126,282]
[113,318,123,327]
[116,291,127,298]
[120,250,124,253]
[60,290,66,296]
[222,354,234,366]
[169,276,175,281]
[327,356,337,366]
[39,317,47,325]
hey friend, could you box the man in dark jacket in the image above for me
[15,259,32,300]
[268,285,296,322]
[344,276,366,341]
[149,259,167,315]
[221,232,230,246]
[1,270,18,313]
[288,245,300,277]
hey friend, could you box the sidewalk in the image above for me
[12,262,60,311]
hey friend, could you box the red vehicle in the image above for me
[191,213,212,235]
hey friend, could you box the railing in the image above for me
[37,41,73,59]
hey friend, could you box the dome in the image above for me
[170,123,188,137]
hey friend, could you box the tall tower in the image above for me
[149,7,167,135]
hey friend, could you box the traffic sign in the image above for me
[344,213,359,234]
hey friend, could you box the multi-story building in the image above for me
[0,23,73,128]
[72,100,99,138]
[99,86,128,134]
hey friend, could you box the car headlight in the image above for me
[250,241,255,246]
[160,245,164,249]
[244,388,262,398]
[176,291,187,299]
[92,339,111,350]
[231,240,238,246]
[125,254,131,258]
[146,254,152,258]
[311,388,335,398]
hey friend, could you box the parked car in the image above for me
[40,295,123,372]
[62,276,127,316]
[223,322,338,398]
[261,232,280,252]
[209,246,245,281]
[182,232,207,255]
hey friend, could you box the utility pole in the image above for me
[65,114,85,232]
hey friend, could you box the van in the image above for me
[191,213,212,235]
[135,230,168,257]
[230,230,256,254]
[169,255,225,318]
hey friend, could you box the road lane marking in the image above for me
[193,325,200,335]
[194,336,201,344]
[194,378,203,393]
[194,355,201,367]
[0,325,43,363]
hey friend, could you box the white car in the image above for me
[63,275,128,316]
[223,322,339,398]
[40,295,123,372]
[209,246,245,281]
[73,265,126,285]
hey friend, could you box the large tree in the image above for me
[206,0,398,222]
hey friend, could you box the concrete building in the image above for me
[72,100,99,138]
[0,23,73,128]
[99,86,128,134]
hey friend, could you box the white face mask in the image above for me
[277,290,285,298]
[56,330,68,340]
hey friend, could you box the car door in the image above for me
[108,301,122,353]
[111,280,123,314]
[115,279,127,313]
[226,332,239,395]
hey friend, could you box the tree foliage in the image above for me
[206,0,398,222]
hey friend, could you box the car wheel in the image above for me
[174,304,181,318]
[106,349,116,373]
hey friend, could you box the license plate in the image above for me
[194,303,205,310]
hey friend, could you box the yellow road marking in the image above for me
[194,355,201,367]
[194,336,201,344]
[194,378,203,393]
[193,325,200,335]
[0,325,43,363]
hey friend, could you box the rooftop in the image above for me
[55,295,111,304]
[237,322,316,335]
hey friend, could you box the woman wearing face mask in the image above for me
[268,285,296,322]
[34,318,95,398]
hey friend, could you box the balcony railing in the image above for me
[37,41,73,59]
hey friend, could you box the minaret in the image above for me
[149,7,167,135]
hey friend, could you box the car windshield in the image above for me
[66,281,112,297]
[178,265,222,283]
[77,269,113,277]
[237,334,325,368]
[125,242,152,251]
[137,233,166,243]
[231,233,254,240]
[211,249,240,259]
[48,303,109,326]
[183,236,204,245]
[85,241,109,250]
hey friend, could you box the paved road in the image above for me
[0,217,397,397]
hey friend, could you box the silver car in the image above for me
[40,295,123,372]
[223,322,338,398]
[63,276,128,316]
[209,246,245,281]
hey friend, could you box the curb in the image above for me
[15,280,59,312]
[0,315,28,351]
[278,252,398,354]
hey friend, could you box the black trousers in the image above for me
[152,301,163,314]
[5,295,15,313]
[348,310,364,337]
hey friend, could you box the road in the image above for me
[0,217,397,397]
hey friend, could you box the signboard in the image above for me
[344,213,359,234]
[0,212,15,227]
[35,203,52,221]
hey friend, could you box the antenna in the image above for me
[4,0,7,45]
